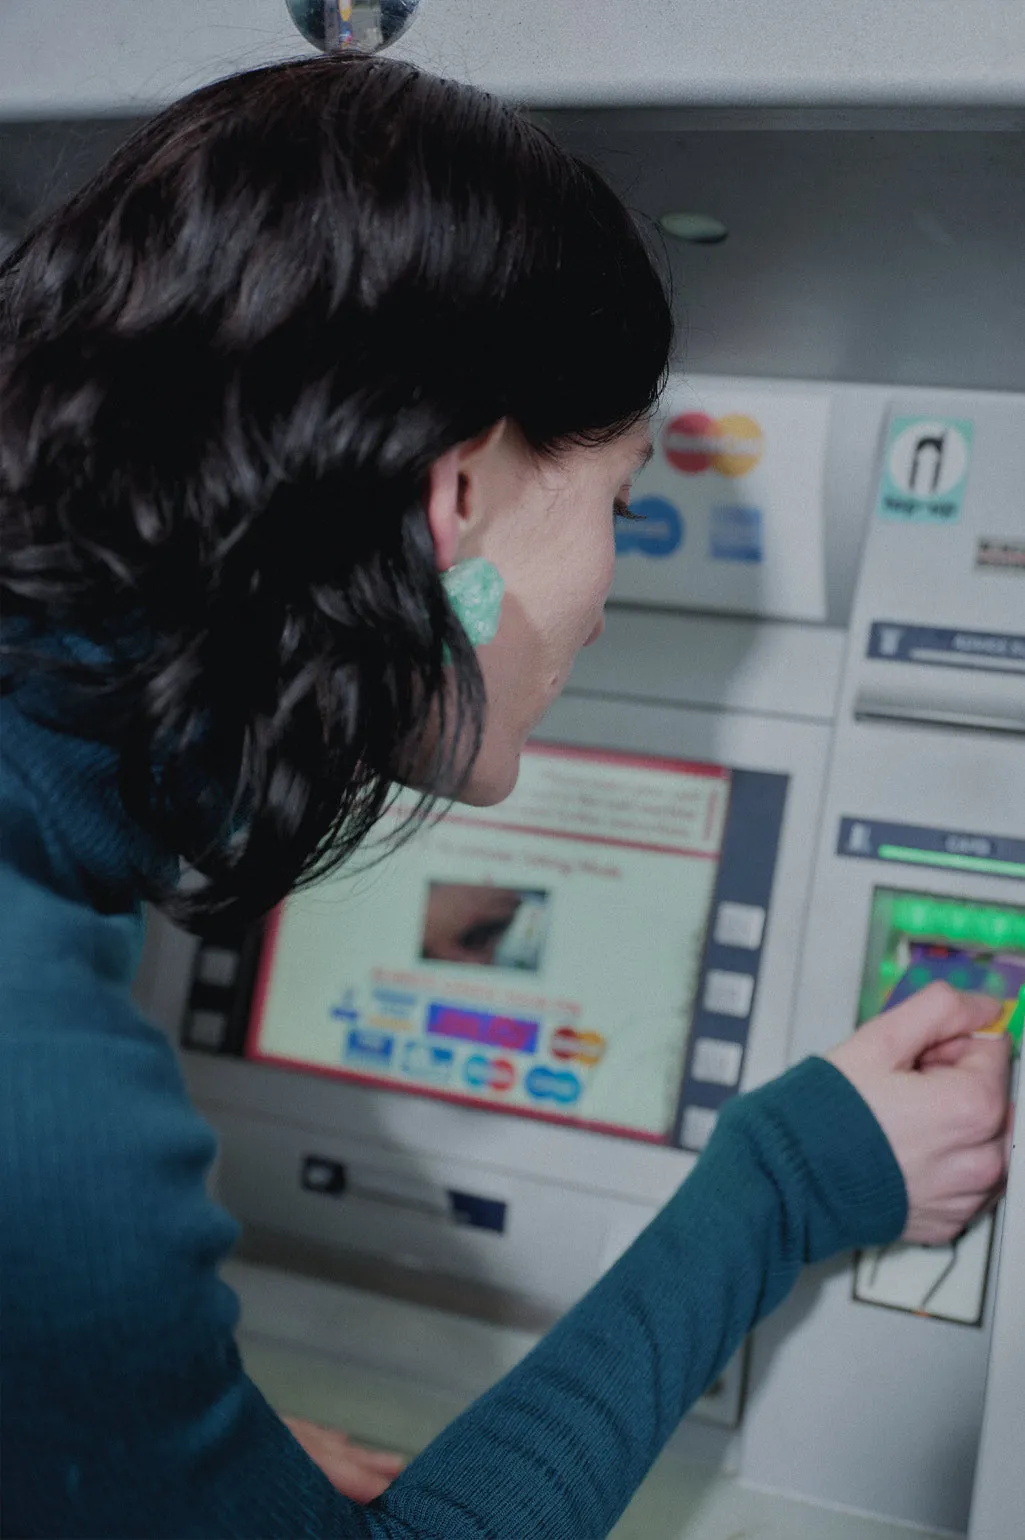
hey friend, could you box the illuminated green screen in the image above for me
[858,888,1025,1045]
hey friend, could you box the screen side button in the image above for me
[713,902,767,950]
[196,947,240,988]
[185,1010,228,1051]
[691,1038,745,1087]
[681,1106,719,1151]
[703,970,756,1018]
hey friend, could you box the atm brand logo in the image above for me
[663,413,764,477]
[549,1027,606,1066]
[464,1054,516,1093]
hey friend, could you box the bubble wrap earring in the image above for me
[441,558,505,647]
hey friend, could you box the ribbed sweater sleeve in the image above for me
[1,773,907,1540]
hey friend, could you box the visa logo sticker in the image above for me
[616,496,684,558]
[876,418,973,525]
[344,1027,394,1067]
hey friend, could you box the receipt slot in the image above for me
[740,390,1025,1535]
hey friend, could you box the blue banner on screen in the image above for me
[427,1003,540,1054]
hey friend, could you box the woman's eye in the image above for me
[614,496,641,522]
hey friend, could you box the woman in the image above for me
[0,53,1010,1540]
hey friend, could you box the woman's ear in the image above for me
[426,421,507,571]
[425,445,462,572]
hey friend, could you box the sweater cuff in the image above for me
[708,1056,908,1261]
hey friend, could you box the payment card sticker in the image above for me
[876,417,973,525]
[612,375,831,622]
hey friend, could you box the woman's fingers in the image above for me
[347,1446,407,1474]
[283,1417,407,1501]
[828,987,1013,1245]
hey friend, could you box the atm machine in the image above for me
[3,3,1025,1537]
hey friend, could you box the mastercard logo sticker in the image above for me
[662,412,764,478]
[550,1027,606,1067]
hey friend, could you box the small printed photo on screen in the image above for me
[420,882,551,972]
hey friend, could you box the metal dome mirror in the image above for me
[286,0,424,52]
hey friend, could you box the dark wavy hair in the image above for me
[0,54,672,929]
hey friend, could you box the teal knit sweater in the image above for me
[0,697,908,1539]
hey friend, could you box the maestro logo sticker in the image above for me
[662,412,765,478]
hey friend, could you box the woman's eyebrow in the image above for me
[634,440,654,471]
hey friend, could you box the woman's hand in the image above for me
[284,1416,406,1502]
[828,982,1013,1245]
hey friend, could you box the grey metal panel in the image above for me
[395,0,1025,110]
[543,116,1025,394]
[968,1110,1025,1539]
[5,113,1023,398]
[567,611,845,721]
[4,0,1025,114]
[740,388,1025,1535]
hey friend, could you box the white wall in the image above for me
[1,0,1025,118]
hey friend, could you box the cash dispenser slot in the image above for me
[300,1154,508,1233]
[853,690,1025,738]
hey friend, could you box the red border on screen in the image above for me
[244,740,730,1144]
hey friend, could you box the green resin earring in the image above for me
[441,558,505,647]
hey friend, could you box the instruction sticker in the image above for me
[876,417,973,524]
[978,538,1025,572]
[867,621,1025,675]
[612,376,831,621]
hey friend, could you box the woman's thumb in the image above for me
[858,982,1004,1071]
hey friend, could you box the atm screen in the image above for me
[225,743,788,1149]
[859,888,1025,1043]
